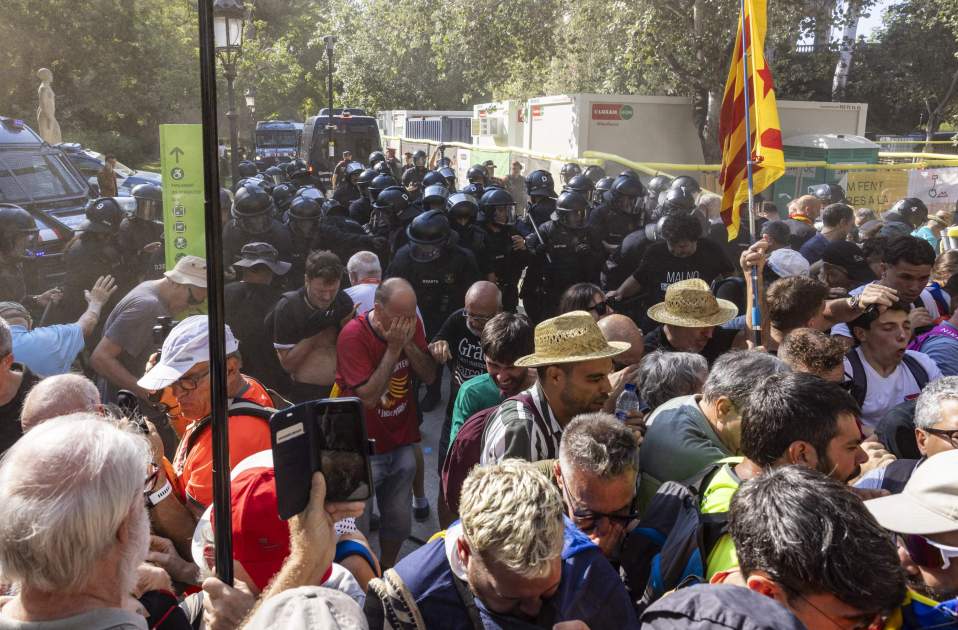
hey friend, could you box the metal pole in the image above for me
[739,0,760,347]
[327,43,334,167]
[225,67,240,183]
[197,0,233,586]
[249,108,256,159]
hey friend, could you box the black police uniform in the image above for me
[348,197,372,226]
[333,182,361,207]
[119,217,165,281]
[314,215,383,270]
[0,257,33,308]
[55,232,130,332]
[587,201,645,290]
[450,222,486,264]
[525,219,601,320]
[222,219,294,270]
[517,196,557,322]
[480,224,528,312]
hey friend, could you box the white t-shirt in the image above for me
[831,285,942,338]
[843,347,941,428]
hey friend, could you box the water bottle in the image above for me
[615,383,640,422]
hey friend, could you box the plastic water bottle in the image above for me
[615,383,640,422]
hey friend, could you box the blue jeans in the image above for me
[357,444,416,544]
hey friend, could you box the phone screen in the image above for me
[317,405,371,502]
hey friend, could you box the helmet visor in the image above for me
[238,213,272,235]
[426,200,446,213]
[136,197,163,222]
[410,242,442,263]
[559,208,587,229]
[290,217,318,239]
[491,204,516,226]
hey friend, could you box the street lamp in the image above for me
[213,0,245,184]
[244,87,256,159]
[322,35,336,167]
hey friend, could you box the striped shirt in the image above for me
[480,383,563,464]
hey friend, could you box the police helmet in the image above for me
[356,168,377,195]
[647,175,673,196]
[369,174,397,202]
[83,197,126,234]
[406,210,450,263]
[422,184,450,212]
[286,195,323,238]
[888,197,929,229]
[525,169,557,197]
[479,188,517,226]
[809,182,846,205]
[669,175,701,196]
[412,150,428,168]
[130,183,163,222]
[373,161,391,175]
[321,199,346,218]
[564,175,595,196]
[560,162,582,184]
[438,166,457,191]
[467,165,487,185]
[401,167,424,189]
[446,193,479,223]
[437,157,453,168]
[593,176,615,206]
[295,186,326,206]
[373,186,412,212]
[662,186,697,214]
[422,171,447,189]
[344,161,365,179]
[263,165,286,185]
[271,183,296,215]
[238,160,259,178]
[369,150,386,166]
[611,174,646,199]
[553,190,590,229]
[232,183,275,235]
[287,159,310,181]
[461,182,484,201]
[583,165,606,184]
[0,204,38,255]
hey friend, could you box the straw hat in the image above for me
[647,279,738,328]
[514,311,630,368]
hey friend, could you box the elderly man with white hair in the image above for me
[19,373,101,432]
[0,414,152,628]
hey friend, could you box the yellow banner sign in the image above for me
[842,170,909,212]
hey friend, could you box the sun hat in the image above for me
[514,310,630,368]
[243,586,368,630]
[647,279,738,328]
[164,254,208,288]
[232,242,292,276]
[136,314,239,391]
[866,450,958,535]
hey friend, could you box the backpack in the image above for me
[845,349,929,408]
[619,458,738,614]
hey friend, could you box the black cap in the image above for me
[232,242,291,275]
[822,240,877,287]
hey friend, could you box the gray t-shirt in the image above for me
[0,599,146,630]
[97,281,171,404]
[640,395,732,484]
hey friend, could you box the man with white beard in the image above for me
[0,414,152,629]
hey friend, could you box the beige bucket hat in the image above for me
[514,310,630,368]
[647,278,738,328]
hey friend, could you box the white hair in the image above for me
[697,193,723,219]
[459,459,564,579]
[0,414,150,591]
[346,251,381,283]
[559,412,640,479]
[20,374,101,432]
[915,376,958,430]
[0,318,10,358]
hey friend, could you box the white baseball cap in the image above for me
[866,450,958,535]
[137,315,239,391]
[767,248,810,279]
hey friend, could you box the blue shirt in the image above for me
[799,232,829,264]
[9,323,85,377]
[919,321,958,377]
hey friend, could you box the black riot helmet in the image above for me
[564,175,595,197]
[369,150,386,167]
[344,161,365,181]
[412,150,428,168]
[83,197,125,234]
[467,165,487,186]
[670,175,701,196]
[422,170,447,189]
[619,169,641,181]
[560,162,582,185]
[287,158,310,182]
[368,174,397,203]
[437,157,453,168]
[438,166,457,191]
[232,182,275,235]
[525,169,557,198]
[238,160,259,178]
[406,210,451,263]
[592,176,614,206]
[271,183,296,215]
[479,188,517,226]
[372,186,412,213]
[662,186,697,214]
[422,184,450,212]
[446,193,479,224]
[295,186,326,206]
[286,195,323,239]
[401,167,424,191]
[583,165,606,184]
[321,199,346,218]
[610,174,646,215]
[553,190,590,230]
[0,203,38,256]
[461,182,484,201]
[131,183,163,222]
[356,168,377,196]
[263,165,286,185]
[889,197,929,229]
[373,161,391,175]
[647,175,673,197]
[809,182,846,205]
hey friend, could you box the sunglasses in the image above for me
[902,534,958,570]
[560,481,638,533]
[922,427,958,449]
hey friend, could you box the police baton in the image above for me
[527,215,553,264]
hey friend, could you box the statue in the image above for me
[36,68,62,145]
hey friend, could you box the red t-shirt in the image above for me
[335,313,427,454]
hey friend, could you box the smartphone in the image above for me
[271,397,374,520]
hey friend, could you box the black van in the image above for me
[0,116,91,286]
[300,109,382,188]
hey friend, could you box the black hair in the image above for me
[305,250,343,281]
[481,312,534,365]
[821,203,854,228]
[760,220,790,245]
[558,283,604,315]
[660,212,703,243]
[730,465,905,615]
[881,235,936,267]
[848,299,909,335]
[740,372,860,466]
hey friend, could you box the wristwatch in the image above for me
[847,294,862,311]
[147,478,173,508]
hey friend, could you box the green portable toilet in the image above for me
[769,134,879,207]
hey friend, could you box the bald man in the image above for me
[20,373,101,432]
[599,314,645,416]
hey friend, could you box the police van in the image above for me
[300,108,382,189]
[254,120,303,167]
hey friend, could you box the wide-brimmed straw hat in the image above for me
[647,278,738,328]
[514,310,630,368]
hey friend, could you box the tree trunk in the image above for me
[832,0,861,100]
[813,0,837,50]
[701,89,723,164]
[925,68,958,151]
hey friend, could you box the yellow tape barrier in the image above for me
[380,134,603,167]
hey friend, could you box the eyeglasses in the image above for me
[921,427,958,449]
[588,300,609,315]
[560,481,638,533]
[144,463,160,508]
[795,592,883,630]
[464,311,496,325]
[902,534,958,570]
[174,367,210,392]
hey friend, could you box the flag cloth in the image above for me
[718,0,785,240]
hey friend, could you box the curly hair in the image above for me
[778,328,845,376]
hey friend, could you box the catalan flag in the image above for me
[718,0,785,240]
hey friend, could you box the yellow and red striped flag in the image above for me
[718,0,785,240]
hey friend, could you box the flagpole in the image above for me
[739,0,762,347]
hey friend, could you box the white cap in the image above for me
[767,248,811,278]
[137,315,239,391]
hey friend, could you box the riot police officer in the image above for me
[446,192,486,262]
[592,176,615,209]
[525,190,600,320]
[466,164,487,189]
[263,165,286,185]
[809,182,846,206]
[0,204,56,312]
[288,158,326,192]
[271,182,297,220]
[404,150,429,186]
[333,161,365,206]
[238,160,259,180]
[315,199,383,267]
[478,189,528,312]
[645,174,673,214]
[583,165,606,184]
[438,166,458,192]
[517,169,558,322]
[223,181,294,269]
[563,175,595,216]
[886,197,929,230]
[366,185,416,263]
[353,173,396,225]
[285,194,324,279]
[119,183,165,282]
[422,184,449,213]
[560,162,582,186]
[587,174,646,289]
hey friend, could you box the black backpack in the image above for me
[619,458,739,614]
[845,349,929,407]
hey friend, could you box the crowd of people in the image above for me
[0,151,957,629]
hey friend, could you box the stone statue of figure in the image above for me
[36,68,62,145]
